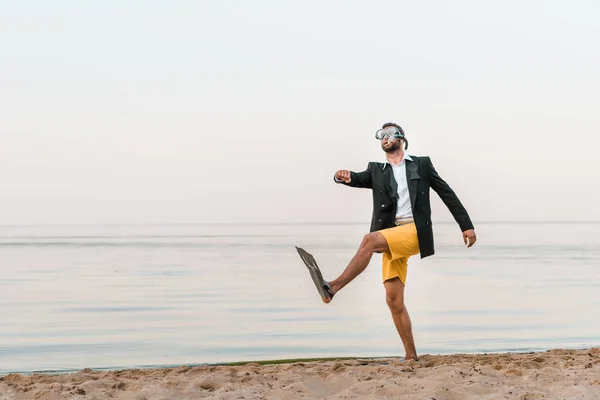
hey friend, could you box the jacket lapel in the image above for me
[380,163,398,200]
[405,158,420,209]
[388,165,399,200]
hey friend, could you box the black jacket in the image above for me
[338,155,474,258]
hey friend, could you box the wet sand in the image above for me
[1,348,599,399]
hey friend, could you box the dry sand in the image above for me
[1,348,599,400]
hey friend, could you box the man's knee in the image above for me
[386,292,404,312]
[360,233,375,250]
[385,278,405,312]
[360,232,386,253]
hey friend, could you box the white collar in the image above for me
[382,153,412,169]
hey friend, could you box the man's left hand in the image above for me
[462,229,477,248]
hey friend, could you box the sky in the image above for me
[1,0,599,225]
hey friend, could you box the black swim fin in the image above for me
[295,246,334,301]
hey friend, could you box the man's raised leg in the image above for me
[326,232,389,302]
[384,276,418,360]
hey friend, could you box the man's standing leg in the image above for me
[379,223,421,360]
[384,275,418,360]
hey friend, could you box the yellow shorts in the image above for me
[378,223,420,285]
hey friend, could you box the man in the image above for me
[297,122,476,361]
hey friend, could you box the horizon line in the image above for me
[0,220,599,227]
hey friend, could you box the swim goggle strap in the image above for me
[374,126,409,149]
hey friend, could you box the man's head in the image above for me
[376,122,409,153]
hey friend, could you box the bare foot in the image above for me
[322,282,337,304]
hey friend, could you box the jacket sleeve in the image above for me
[333,163,373,189]
[428,157,474,232]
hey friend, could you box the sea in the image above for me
[1,222,599,375]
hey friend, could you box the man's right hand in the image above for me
[335,170,352,183]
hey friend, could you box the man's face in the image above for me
[380,135,402,153]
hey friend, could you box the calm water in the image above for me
[1,222,599,374]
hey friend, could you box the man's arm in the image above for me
[428,157,474,233]
[334,164,372,188]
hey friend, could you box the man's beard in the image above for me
[382,140,402,153]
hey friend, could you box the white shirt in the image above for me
[383,154,413,220]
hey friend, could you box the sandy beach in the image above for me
[1,348,598,399]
